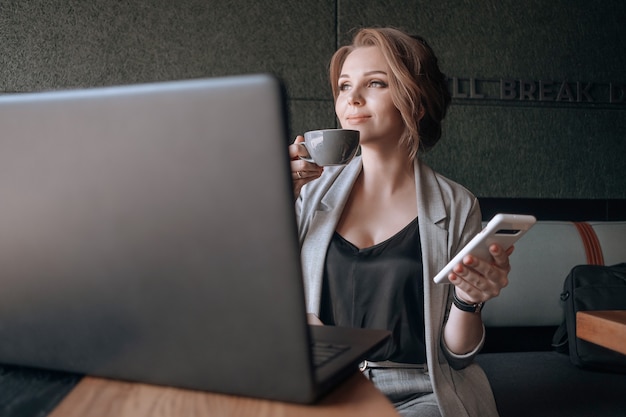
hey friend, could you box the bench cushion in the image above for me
[482,221,626,328]
[477,351,626,417]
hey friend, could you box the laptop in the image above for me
[0,74,390,404]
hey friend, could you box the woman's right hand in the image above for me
[289,135,323,199]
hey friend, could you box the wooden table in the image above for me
[576,310,626,355]
[47,371,400,417]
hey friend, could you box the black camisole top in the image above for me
[319,218,426,364]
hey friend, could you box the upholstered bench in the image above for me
[477,221,626,417]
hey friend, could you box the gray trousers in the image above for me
[363,368,442,417]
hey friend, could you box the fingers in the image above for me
[289,136,323,193]
[288,135,307,159]
[449,244,512,303]
[489,243,513,272]
[290,152,323,181]
[292,167,323,181]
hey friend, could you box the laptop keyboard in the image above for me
[311,342,350,368]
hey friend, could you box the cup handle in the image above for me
[297,142,315,163]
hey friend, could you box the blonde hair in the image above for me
[330,28,450,158]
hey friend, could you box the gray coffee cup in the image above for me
[300,129,360,166]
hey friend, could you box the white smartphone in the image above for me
[432,213,537,284]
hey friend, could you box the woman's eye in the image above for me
[338,83,351,91]
[369,80,387,88]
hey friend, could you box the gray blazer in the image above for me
[295,156,499,417]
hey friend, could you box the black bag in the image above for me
[552,262,626,373]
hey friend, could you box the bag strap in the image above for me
[554,222,605,354]
[573,222,605,265]
[551,321,569,352]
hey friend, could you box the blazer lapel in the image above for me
[301,160,362,313]
[414,159,450,361]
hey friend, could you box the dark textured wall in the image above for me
[1,0,624,198]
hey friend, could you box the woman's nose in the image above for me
[347,88,363,106]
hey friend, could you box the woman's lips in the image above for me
[346,115,370,124]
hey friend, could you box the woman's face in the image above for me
[335,46,405,147]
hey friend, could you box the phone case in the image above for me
[432,213,537,284]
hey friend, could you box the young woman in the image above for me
[289,27,511,417]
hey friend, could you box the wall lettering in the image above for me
[449,78,625,105]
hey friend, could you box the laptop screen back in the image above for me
[0,75,316,400]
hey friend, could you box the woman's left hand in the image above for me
[448,244,513,304]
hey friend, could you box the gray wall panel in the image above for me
[0,0,337,99]
[423,104,626,198]
[1,0,624,198]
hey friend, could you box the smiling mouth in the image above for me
[346,115,370,123]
